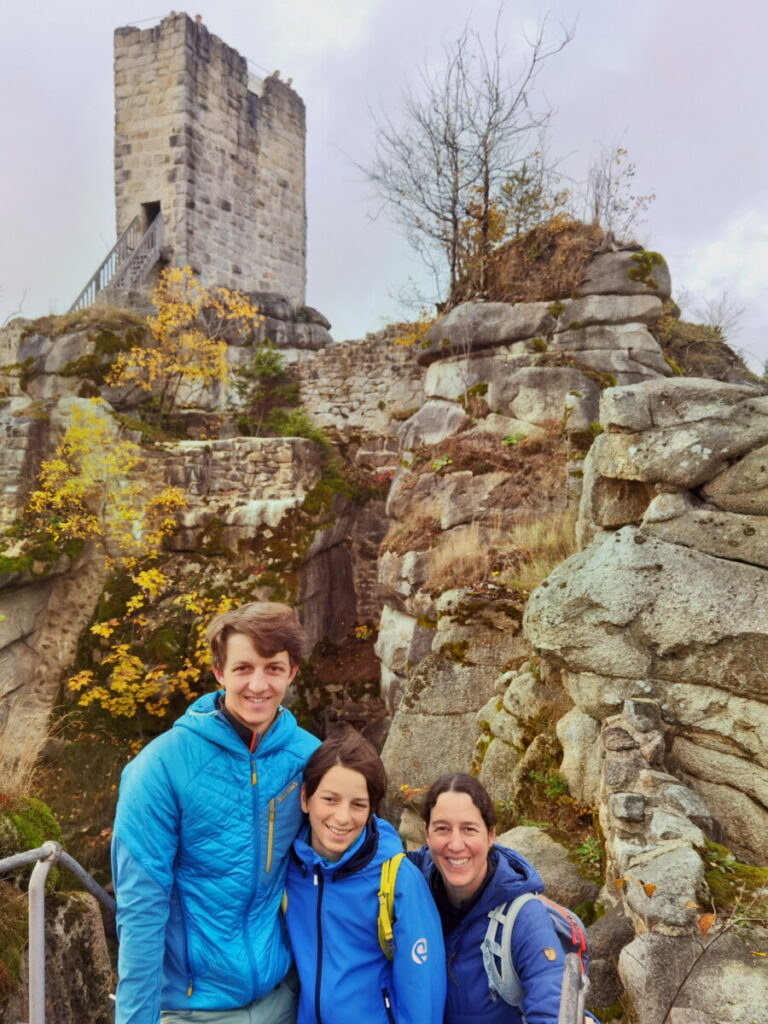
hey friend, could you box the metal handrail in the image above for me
[68,211,165,313]
[68,215,142,312]
[108,213,164,294]
[0,841,116,1024]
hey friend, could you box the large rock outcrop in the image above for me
[379,248,676,800]
[526,377,768,864]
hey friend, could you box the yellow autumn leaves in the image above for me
[106,265,262,421]
[11,267,264,721]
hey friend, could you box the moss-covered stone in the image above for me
[704,840,768,922]
[0,881,27,1012]
[0,795,63,891]
[438,640,471,663]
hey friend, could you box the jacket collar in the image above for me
[292,816,381,879]
[174,689,295,755]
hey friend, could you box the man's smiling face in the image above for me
[215,632,297,733]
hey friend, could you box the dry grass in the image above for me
[424,507,577,593]
[381,514,443,556]
[425,520,507,590]
[502,507,578,592]
[0,711,43,805]
[477,216,606,306]
[653,305,762,387]
[411,428,568,506]
[23,304,146,339]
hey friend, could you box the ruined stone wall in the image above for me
[147,436,323,551]
[294,334,425,435]
[114,13,306,304]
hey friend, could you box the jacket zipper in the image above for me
[381,987,395,1023]
[176,889,194,997]
[314,868,325,1024]
[265,799,275,873]
[240,749,259,994]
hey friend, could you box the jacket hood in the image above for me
[172,689,299,756]
[292,814,404,879]
[487,842,544,901]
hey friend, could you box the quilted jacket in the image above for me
[111,690,319,1024]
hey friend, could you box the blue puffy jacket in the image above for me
[285,815,446,1024]
[409,843,578,1024]
[111,691,319,1024]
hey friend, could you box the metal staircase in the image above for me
[69,212,165,313]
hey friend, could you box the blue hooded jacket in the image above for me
[409,843,577,1024]
[285,815,446,1024]
[111,690,319,1024]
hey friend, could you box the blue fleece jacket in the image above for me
[286,815,446,1024]
[409,843,586,1024]
[111,691,319,1024]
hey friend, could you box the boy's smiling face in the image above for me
[214,632,297,732]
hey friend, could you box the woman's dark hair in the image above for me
[302,729,387,815]
[421,773,496,831]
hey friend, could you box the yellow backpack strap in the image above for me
[377,852,406,960]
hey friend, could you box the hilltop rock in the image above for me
[575,249,672,301]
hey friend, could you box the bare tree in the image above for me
[364,12,575,304]
[582,141,656,241]
[1,288,26,328]
[691,289,745,341]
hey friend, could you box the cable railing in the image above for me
[0,841,115,1024]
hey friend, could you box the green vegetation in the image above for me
[230,339,301,436]
[703,840,768,924]
[626,249,663,288]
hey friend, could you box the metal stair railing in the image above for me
[68,211,165,313]
[68,215,143,313]
[106,212,164,297]
[0,841,116,1024]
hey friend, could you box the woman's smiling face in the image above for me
[301,764,371,862]
[426,790,495,904]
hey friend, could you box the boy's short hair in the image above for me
[205,602,306,672]
[302,728,387,815]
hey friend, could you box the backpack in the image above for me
[481,892,589,1010]
[377,852,405,959]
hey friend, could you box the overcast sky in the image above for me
[1,1,766,370]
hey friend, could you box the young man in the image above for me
[111,602,320,1024]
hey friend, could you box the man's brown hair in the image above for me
[205,601,306,672]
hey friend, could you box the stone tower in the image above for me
[113,12,306,306]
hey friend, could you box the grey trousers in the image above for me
[159,967,298,1024]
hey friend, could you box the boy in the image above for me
[111,602,320,1024]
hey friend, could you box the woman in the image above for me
[285,729,446,1023]
[409,773,597,1024]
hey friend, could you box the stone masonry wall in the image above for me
[114,13,306,304]
[294,334,425,435]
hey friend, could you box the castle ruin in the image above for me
[74,12,307,310]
